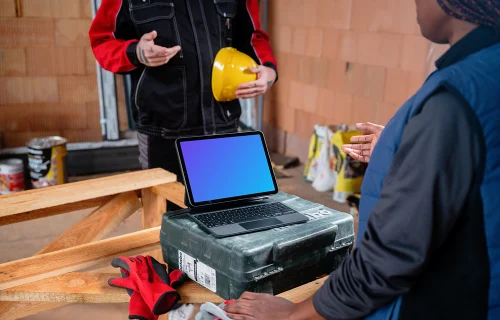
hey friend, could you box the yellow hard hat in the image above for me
[212,47,258,102]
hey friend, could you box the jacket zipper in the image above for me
[173,16,184,58]
[198,0,216,133]
[186,0,207,134]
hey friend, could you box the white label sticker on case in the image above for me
[178,250,217,292]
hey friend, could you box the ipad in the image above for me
[175,131,279,207]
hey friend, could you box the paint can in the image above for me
[26,136,68,189]
[0,159,26,194]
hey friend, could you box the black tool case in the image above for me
[160,192,355,300]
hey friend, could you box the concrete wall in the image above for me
[263,0,437,161]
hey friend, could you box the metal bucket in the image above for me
[26,136,68,189]
[0,158,25,194]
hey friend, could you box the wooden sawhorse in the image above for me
[0,169,326,319]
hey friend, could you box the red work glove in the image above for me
[130,291,159,320]
[120,268,159,320]
[108,255,182,315]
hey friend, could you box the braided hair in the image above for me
[437,0,500,31]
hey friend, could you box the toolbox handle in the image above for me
[272,225,338,263]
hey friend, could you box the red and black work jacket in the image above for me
[89,0,277,138]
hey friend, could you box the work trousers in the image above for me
[138,132,185,211]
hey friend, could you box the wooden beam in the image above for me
[0,301,67,320]
[0,190,142,318]
[0,168,176,216]
[151,182,187,209]
[0,227,161,290]
[0,272,128,303]
[279,276,327,302]
[0,196,114,227]
[142,188,167,262]
[142,188,167,229]
[37,191,141,254]
[0,272,326,304]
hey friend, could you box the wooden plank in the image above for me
[279,276,327,302]
[152,182,187,209]
[0,195,114,227]
[0,272,128,303]
[142,188,167,229]
[0,168,176,216]
[37,191,141,254]
[0,272,326,304]
[0,301,67,320]
[0,190,141,318]
[0,227,161,290]
[142,188,167,262]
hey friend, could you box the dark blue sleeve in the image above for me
[312,89,484,320]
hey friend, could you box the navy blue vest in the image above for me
[358,42,500,318]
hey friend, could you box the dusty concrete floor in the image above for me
[0,165,356,319]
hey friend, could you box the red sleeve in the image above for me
[89,0,139,74]
[234,0,278,72]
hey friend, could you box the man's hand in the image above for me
[136,30,181,67]
[235,65,277,99]
[224,292,296,320]
[342,122,385,163]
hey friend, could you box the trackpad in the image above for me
[240,218,282,230]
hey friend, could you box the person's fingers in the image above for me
[142,47,180,66]
[343,147,362,158]
[247,66,260,74]
[141,30,157,41]
[227,313,255,320]
[165,49,181,60]
[356,122,384,134]
[165,45,181,55]
[147,45,180,57]
[350,135,373,143]
[342,143,370,151]
[237,91,265,99]
[239,292,258,300]
[346,147,370,162]
[361,149,371,156]
[237,81,257,89]
[147,60,170,67]
[149,44,169,55]
[146,56,169,63]
[236,87,266,97]
[237,78,266,90]
[144,49,166,60]
[348,150,370,163]
[224,300,255,314]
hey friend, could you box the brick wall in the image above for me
[0,0,128,148]
[263,0,436,161]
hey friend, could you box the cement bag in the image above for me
[331,129,368,203]
[304,125,332,182]
[312,128,337,192]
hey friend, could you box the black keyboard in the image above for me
[196,202,295,228]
